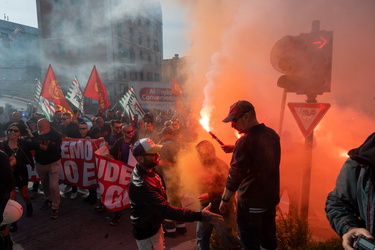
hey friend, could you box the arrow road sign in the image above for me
[288,102,331,138]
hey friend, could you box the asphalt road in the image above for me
[10,185,198,250]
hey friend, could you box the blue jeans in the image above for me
[196,210,239,250]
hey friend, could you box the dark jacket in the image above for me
[4,139,35,169]
[32,128,62,165]
[326,132,375,237]
[129,165,202,240]
[0,150,15,200]
[0,150,15,225]
[226,123,281,209]
[61,122,81,138]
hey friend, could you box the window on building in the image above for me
[129,47,135,63]
[116,23,122,37]
[137,17,142,26]
[153,23,159,36]
[0,33,10,48]
[140,71,144,80]
[147,53,152,63]
[146,19,151,32]
[129,28,134,43]
[153,40,159,52]
[155,56,160,66]
[117,67,126,80]
[139,50,144,60]
[130,69,137,80]
[147,72,153,81]
[118,43,126,59]
[154,73,160,82]
[138,32,142,45]
[147,36,151,48]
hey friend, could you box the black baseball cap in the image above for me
[222,100,254,123]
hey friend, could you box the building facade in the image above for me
[0,19,40,100]
[36,0,163,112]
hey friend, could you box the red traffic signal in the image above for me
[271,22,333,96]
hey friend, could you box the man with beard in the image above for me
[129,138,224,250]
[219,100,281,250]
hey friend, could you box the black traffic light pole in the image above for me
[271,20,333,221]
[300,93,317,221]
[300,21,321,221]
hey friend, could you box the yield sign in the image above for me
[288,103,331,138]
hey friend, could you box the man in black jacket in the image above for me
[32,118,62,219]
[219,100,281,250]
[129,138,223,250]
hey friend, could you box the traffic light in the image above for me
[270,22,333,96]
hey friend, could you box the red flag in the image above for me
[40,64,73,115]
[171,78,183,96]
[83,66,110,115]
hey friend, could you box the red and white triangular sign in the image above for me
[288,103,331,138]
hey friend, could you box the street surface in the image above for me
[11,184,198,250]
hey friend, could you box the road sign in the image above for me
[288,102,331,138]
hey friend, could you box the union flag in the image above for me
[83,66,110,116]
[40,64,73,115]
[171,78,183,96]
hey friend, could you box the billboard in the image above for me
[129,81,177,111]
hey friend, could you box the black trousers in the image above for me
[237,205,277,250]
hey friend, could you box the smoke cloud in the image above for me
[170,0,375,240]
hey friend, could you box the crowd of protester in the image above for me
[0,105,224,249]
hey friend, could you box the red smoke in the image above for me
[169,0,375,241]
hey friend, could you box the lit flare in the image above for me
[200,109,224,146]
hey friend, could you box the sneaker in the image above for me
[109,213,121,226]
[94,203,106,213]
[164,231,177,238]
[26,203,33,217]
[70,192,78,200]
[30,191,38,199]
[50,209,58,219]
[40,200,52,210]
[9,222,17,233]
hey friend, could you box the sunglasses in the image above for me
[8,129,20,133]
[114,126,122,129]
[232,113,246,124]
[124,130,134,134]
[79,127,88,130]
[61,118,69,120]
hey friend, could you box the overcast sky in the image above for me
[0,0,189,59]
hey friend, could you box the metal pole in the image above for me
[300,93,317,221]
[278,89,287,135]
